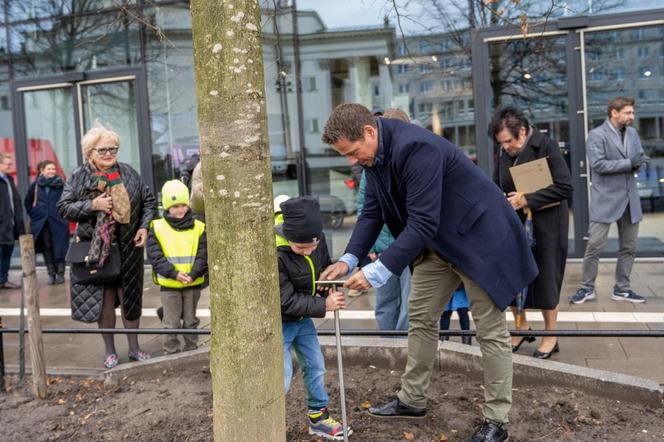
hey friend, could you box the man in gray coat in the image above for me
[570,97,647,304]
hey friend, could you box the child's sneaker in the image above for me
[308,406,352,440]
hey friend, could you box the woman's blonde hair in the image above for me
[81,123,120,164]
[383,108,410,123]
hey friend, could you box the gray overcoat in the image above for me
[586,120,644,224]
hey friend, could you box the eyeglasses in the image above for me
[94,146,119,156]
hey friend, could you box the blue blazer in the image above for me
[345,118,538,310]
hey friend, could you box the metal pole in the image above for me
[333,283,349,442]
[0,316,5,392]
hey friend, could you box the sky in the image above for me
[295,0,662,33]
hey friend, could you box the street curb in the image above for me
[100,339,663,407]
[4,365,105,379]
[318,337,664,407]
[103,347,209,388]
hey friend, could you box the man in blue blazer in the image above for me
[321,103,538,442]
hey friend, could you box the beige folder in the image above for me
[508,157,559,210]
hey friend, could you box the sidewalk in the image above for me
[1,262,662,384]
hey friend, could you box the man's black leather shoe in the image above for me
[470,420,508,442]
[367,398,426,419]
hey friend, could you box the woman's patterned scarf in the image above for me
[87,165,131,265]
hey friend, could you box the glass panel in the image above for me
[21,87,77,182]
[585,25,664,255]
[143,4,196,192]
[80,80,141,172]
[8,1,137,23]
[8,14,140,78]
[488,36,575,248]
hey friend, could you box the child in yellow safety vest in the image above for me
[147,180,207,355]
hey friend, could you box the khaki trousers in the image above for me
[397,251,513,424]
[161,287,201,354]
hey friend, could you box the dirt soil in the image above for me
[1,365,663,442]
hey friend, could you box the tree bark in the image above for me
[189,2,285,441]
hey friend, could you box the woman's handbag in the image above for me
[65,238,121,285]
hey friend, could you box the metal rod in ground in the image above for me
[0,316,5,392]
[334,309,349,442]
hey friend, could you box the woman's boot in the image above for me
[46,263,57,285]
[55,262,66,284]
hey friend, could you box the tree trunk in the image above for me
[189,2,285,441]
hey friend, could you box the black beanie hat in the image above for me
[275,196,323,244]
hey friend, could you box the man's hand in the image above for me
[344,270,371,291]
[630,152,646,171]
[368,252,378,262]
[320,261,349,282]
[133,228,148,248]
[507,192,527,211]
[325,291,346,311]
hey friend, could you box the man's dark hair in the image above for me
[607,96,635,118]
[488,106,530,140]
[321,103,377,145]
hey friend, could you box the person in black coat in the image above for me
[25,160,70,285]
[0,153,25,289]
[490,106,573,359]
[58,125,156,369]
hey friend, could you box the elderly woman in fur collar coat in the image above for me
[58,124,156,369]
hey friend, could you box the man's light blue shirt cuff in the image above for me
[338,253,358,274]
[362,259,393,288]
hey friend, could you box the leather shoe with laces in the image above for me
[471,420,508,442]
[368,397,426,419]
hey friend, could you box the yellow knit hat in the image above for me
[161,179,190,210]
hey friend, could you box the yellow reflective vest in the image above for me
[151,218,206,289]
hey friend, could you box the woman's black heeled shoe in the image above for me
[511,328,536,353]
[533,342,560,359]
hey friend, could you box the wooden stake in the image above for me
[19,235,47,399]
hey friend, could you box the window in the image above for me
[398,42,407,56]
[637,46,650,59]
[305,118,319,134]
[419,64,432,74]
[398,83,410,94]
[418,102,432,114]
[615,48,624,60]
[419,40,431,54]
[0,96,8,110]
[373,84,380,96]
[632,28,645,40]
[457,100,465,113]
[397,64,409,75]
[468,99,474,112]
[304,76,317,92]
[612,69,625,81]
[419,81,432,93]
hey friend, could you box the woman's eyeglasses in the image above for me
[94,146,119,156]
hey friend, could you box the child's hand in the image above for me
[176,272,193,284]
[325,291,346,311]
[368,252,378,262]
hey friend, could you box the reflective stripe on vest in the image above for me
[151,218,205,289]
